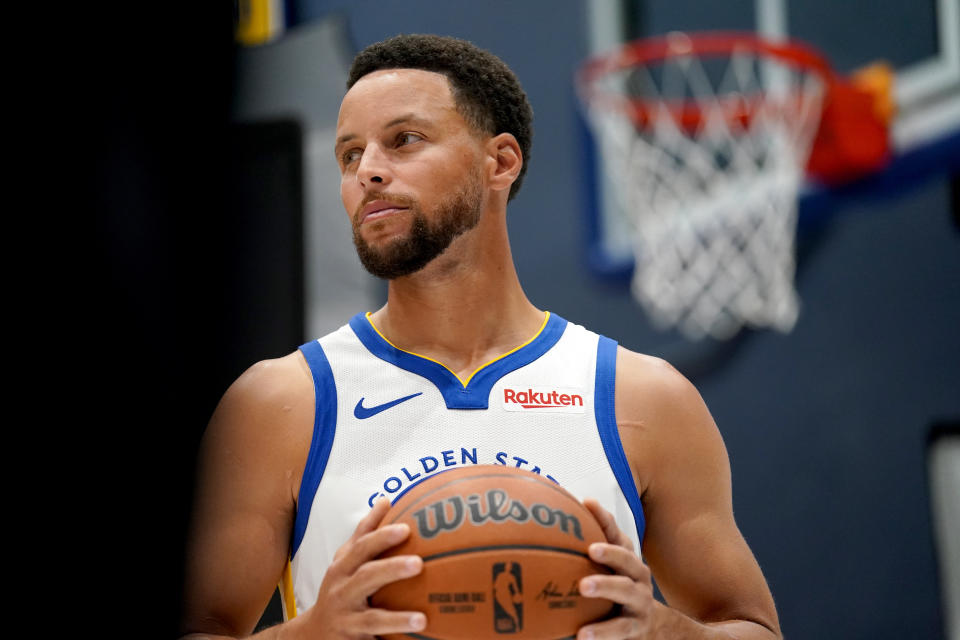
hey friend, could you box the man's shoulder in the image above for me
[612,345,710,432]
[208,350,315,446]
[614,345,686,390]
[229,350,313,405]
[200,350,316,489]
[611,345,723,496]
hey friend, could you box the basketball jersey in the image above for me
[280,311,645,619]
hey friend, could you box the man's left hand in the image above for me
[577,498,654,640]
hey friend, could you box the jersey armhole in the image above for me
[291,340,338,558]
[594,336,647,543]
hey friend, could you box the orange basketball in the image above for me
[370,465,616,640]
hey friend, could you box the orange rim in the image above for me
[577,31,836,131]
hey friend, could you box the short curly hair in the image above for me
[347,34,533,201]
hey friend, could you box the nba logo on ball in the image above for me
[492,562,523,633]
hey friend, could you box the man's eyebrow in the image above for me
[384,114,428,128]
[335,132,356,147]
[335,114,429,148]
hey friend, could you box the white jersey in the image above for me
[280,311,645,619]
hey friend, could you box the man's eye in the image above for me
[342,148,362,165]
[397,132,423,146]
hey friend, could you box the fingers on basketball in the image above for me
[333,499,407,566]
[583,497,636,553]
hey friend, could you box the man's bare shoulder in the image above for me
[613,346,723,492]
[223,350,313,410]
[213,349,315,441]
[614,346,700,414]
[201,350,316,496]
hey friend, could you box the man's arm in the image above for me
[180,354,427,640]
[180,354,315,637]
[576,348,781,640]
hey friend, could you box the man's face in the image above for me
[335,68,487,279]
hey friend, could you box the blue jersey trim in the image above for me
[347,313,569,409]
[292,339,338,558]
[594,336,646,543]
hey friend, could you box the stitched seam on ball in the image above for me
[420,544,591,562]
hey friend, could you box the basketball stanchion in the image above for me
[577,31,892,340]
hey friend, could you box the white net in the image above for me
[581,33,828,340]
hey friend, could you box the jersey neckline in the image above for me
[348,311,568,409]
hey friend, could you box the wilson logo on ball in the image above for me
[411,489,585,541]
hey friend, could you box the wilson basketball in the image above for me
[370,465,616,640]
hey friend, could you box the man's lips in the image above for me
[359,200,409,224]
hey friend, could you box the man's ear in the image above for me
[485,133,522,194]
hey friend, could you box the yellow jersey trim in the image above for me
[364,311,551,388]
[279,558,298,620]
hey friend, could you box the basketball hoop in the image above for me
[577,31,890,340]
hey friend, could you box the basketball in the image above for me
[370,465,616,640]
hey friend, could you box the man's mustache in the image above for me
[354,192,418,220]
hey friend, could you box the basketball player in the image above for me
[181,35,782,640]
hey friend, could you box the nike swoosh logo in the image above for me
[354,392,423,419]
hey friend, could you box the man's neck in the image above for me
[368,223,544,382]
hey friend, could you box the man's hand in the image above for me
[297,497,427,639]
[577,498,654,640]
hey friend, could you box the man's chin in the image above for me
[359,257,433,280]
[355,239,438,279]
[352,184,481,279]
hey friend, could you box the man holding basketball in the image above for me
[181,34,781,640]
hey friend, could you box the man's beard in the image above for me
[352,169,484,279]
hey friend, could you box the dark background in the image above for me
[40,5,239,637]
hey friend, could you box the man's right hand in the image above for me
[292,497,427,639]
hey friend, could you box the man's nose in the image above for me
[357,143,391,188]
